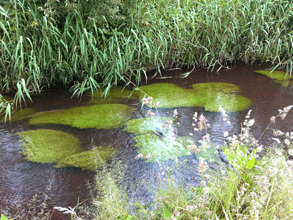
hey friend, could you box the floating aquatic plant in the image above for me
[18,129,82,163]
[136,82,251,112]
[124,116,171,135]
[254,70,292,81]
[135,83,203,108]
[56,146,116,170]
[89,87,138,99]
[29,104,134,129]
[7,108,36,122]
[134,133,194,162]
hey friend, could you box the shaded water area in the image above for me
[1,65,293,219]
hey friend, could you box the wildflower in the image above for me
[189,132,193,136]
[166,120,172,125]
[198,159,208,173]
[186,205,197,212]
[199,180,206,187]
[284,139,290,146]
[145,154,151,159]
[135,153,143,160]
[273,130,284,136]
[270,116,276,123]
[142,97,148,105]
[147,110,155,117]
[272,138,281,144]
[154,101,160,107]
[173,109,178,117]
[205,210,212,216]
[189,145,200,153]
[247,119,255,127]
[202,133,210,142]
[224,131,229,137]
[288,149,293,156]
[203,187,210,194]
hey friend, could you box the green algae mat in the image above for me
[124,116,171,135]
[18,129,116,170]
[254,70,293,87]
[135,82,251,112]
[56,146,116,170]
[87,86,138,105]
[28,104,134,129]
[18,129,83,163]
[254,70,292,81]
[133,133,194,162]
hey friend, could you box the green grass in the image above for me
[0,0,292,119]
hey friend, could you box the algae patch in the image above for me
[133,134,194,162]
[136,83,203,108]
[18,129,82,163]
[11,108,36,122]
[124,116,171,135]
[90,86,137,99]
[254,70,292,81]
[29,104,134,129]
[56,146,116,170]
[136,82,251,112]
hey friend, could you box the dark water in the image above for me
[1,65,293,219]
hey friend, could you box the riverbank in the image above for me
[1,0,293,119]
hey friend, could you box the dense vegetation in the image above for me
[0,0,292,118]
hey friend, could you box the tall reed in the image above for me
[0,0,292,119]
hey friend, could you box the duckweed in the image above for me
[29,104,134,129]
[18,129,82,163]
[56,146,116,170]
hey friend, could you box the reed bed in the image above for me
[0,0,292,118]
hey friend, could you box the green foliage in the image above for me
[224,145,256,170]
[56,146,116,170]
[18,129,82,163]
[0,0,292,119]
[28,104,134,129]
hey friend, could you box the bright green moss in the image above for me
[254,70,292,81]
[56,146,116,170]
[136,83,204,108]
[133,134,194,162]
[136,82,251,112]
[90,86,138,99]
[28,104,134,129]
[18,129,82,163]
[124,116,172,135]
